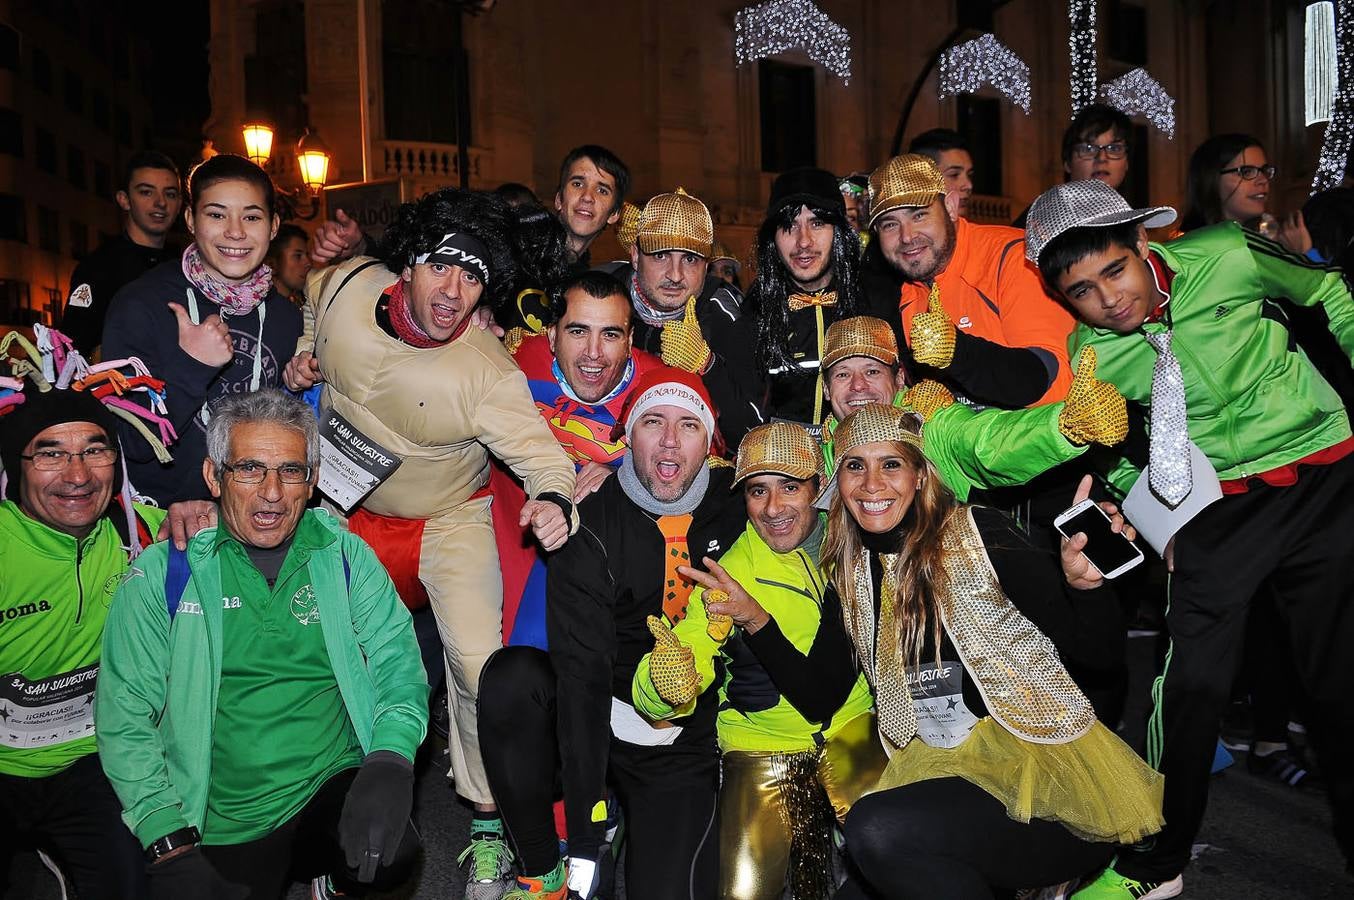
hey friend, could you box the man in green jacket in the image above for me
[817,315,1127,500]
[633,421,887,900]
[96,390,428,900]
[1028,180,1354,900]
[0,386,164,900]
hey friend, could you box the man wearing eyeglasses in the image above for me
[0,387,166,900]
[96,390,429,900]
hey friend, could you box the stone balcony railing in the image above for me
[967,193,1015,225]
[375,140,486,185]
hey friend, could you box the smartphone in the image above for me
[1053,499,1145,580]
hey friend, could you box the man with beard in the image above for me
[601,189,764,448]
[868,154,1076,409]
[476,368,746,899]
[282,188,577,900]
[496,270,663,649]
[745,167,899,424]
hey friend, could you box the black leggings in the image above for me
[478,646,719,899]
[836,778,1112,900]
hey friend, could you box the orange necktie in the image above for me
[657,513,696,624]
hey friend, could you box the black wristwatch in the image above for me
[145,826,201,862]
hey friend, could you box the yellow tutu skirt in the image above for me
[874,717,1164,845]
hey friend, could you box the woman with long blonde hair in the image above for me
[824,404,1163,900]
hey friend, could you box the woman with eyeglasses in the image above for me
[1180,133,1276,233]
[824,405,1163,900]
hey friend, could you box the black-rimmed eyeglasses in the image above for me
[1219,164,1276,182]
[1072,141,1128,160]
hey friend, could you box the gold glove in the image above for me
[909,284,956,368]
[903,379,955,423]
[703,590,733,642]
[661,296,712,373]
[503,326,529,355]
[1058,347,1129,446]
[646,615,699,707]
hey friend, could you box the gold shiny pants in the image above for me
[718,712,887,900]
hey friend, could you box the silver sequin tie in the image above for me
[1145,331,1191,507]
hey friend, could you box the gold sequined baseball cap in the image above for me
[615,201,642,255]
[866,154,948,228]
[822,316,899,371]
[637,187,714,257]
[734,422,823,485]
[710,240,737,264]
[833,403,924,459]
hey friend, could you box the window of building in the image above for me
[1107,0,1148,67]
[32,47,53,92]
[245,0,308,140]
[958,94,1003,196]
[69,219,88,259]
[0,280,35,326]
[0,24,17,73]
[35,128,57,175]
[0,109,21,158]
[38,206,61,254]
[0,194,26,243]
[759,60,817,173]
[383,0,469,145]
[67,146,87,190]
[91,90,110,132]
[94,159,112,197]
[64,68,84,116]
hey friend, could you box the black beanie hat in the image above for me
[1,387,122,501]
[766,167,847,219]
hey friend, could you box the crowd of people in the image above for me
[3,99,1354,900]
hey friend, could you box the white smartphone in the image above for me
[1053,499,1145,580]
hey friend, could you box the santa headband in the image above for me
[613,367,722,454]
[411,232,493,285]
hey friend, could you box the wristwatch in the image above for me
[145,826,201,862]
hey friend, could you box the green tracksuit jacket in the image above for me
[94,509,428,847]
[1070,222,1354,493]
[0,500,164,778]
[822,391,1085,501]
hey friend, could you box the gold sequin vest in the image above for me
[847,507,1096,752]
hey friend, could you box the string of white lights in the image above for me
[1099,68,1176,139]
[1069,0,1097,115]
[937,33,1032,113]
[1313,0,1354,192]
[734,0,852,84]
[1307,2,1338,126]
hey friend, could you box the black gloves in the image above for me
[147,846,233,900]
[338,750,415,882]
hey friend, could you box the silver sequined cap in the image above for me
[1025,180,1177,265]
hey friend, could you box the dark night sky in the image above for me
[142,1,212,158]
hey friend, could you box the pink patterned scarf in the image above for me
[181,243,273,316]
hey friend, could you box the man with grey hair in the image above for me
[96,389,429,900]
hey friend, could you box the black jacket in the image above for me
[547,465,747,857]
[101,261,303,505]
[603,264,766,449]
[61,234,176,357]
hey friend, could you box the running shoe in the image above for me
[310,875,344,899]
[502,874,568,899]
[1247,746,1320,788]
[458,832,514,900]
[1071,867,1183,900]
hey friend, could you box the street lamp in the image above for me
[295,130,332,195]
[241,121,275,167]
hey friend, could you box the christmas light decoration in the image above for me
[1069,0,1097,114]
[1314,0,1354,192]
[735,0,852,84]
[1308,2,1338,126]
[1099,68,1176,139]
[937,33,1032,114]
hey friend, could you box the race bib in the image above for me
[0,664,98,749]
[318,410,404,512]
[906,659,978,749]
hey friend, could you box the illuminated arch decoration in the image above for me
[1313,0,1354,193]
[734,0,852,84]
[1099,68,1177,140]
[937,33,1032,114]
[1069,0,1098,114]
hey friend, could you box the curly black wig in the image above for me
[377,188,570,320]
[745,200,863,375]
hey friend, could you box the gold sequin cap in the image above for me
[833,403,924,459]
[637,187,714,258]
[866,154,947,228]
[734,421,824,485]
[822,316,899,370]
[615,201,642,255]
